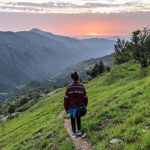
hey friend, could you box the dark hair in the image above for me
[71,72,79,81]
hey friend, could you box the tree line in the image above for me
[87,27,150,78]
[86,60,111,78]
[114,27,150,68]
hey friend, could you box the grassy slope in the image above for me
[1,62,150,150]
[0,89,74,150]
[84,62,150,150]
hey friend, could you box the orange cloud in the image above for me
[0,12,149,36]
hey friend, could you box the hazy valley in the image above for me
[0,29,115,101]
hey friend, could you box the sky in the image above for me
[0,0,150,36]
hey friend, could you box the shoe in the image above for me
[71,133,77,138]
[76,130,82,136]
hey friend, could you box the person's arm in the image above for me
[64,86,69,111]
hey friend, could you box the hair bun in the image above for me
[71,72,79,81]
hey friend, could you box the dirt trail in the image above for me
[59,111,93,150]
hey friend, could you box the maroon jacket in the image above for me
[64,81,88,111]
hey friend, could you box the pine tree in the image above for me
[87,60,106,78]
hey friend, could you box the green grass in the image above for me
[83,62,150,149]
[0,89,74,150]
[1,61,150,150]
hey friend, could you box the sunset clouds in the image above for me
[0,1,149,36]
[0,0,150,13]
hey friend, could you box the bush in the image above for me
[20,97,28,106]
[8,105,15,114]
[114,27,150,68]
[87,60,108,78]
[130,27,150,68]
[114,38,131,64]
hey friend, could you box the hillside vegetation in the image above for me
[0,54,113,102]
[52,54,114,87]
[84,62,150,149]
[0,89,74,150]
[0,29,115,95]
[0,62,150,150]
[0,29,115,101]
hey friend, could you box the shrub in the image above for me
[20,97,28,106]
[87,60,110,78]
[130,27,150,68]
[114,27,150,68]
[114,38,131,64]
[8,105,15,114]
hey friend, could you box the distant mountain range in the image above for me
[0,28,115,95]
[32,29,115,58]
[77,35,130,41]
[0,54,114,101]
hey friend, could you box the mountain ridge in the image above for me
[0,28,115,97]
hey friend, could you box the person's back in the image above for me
[64,81,88,109]
[64,72,88,138]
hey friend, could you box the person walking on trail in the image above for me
[64,72,88,138]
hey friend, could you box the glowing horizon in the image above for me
[0,1,149,36]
